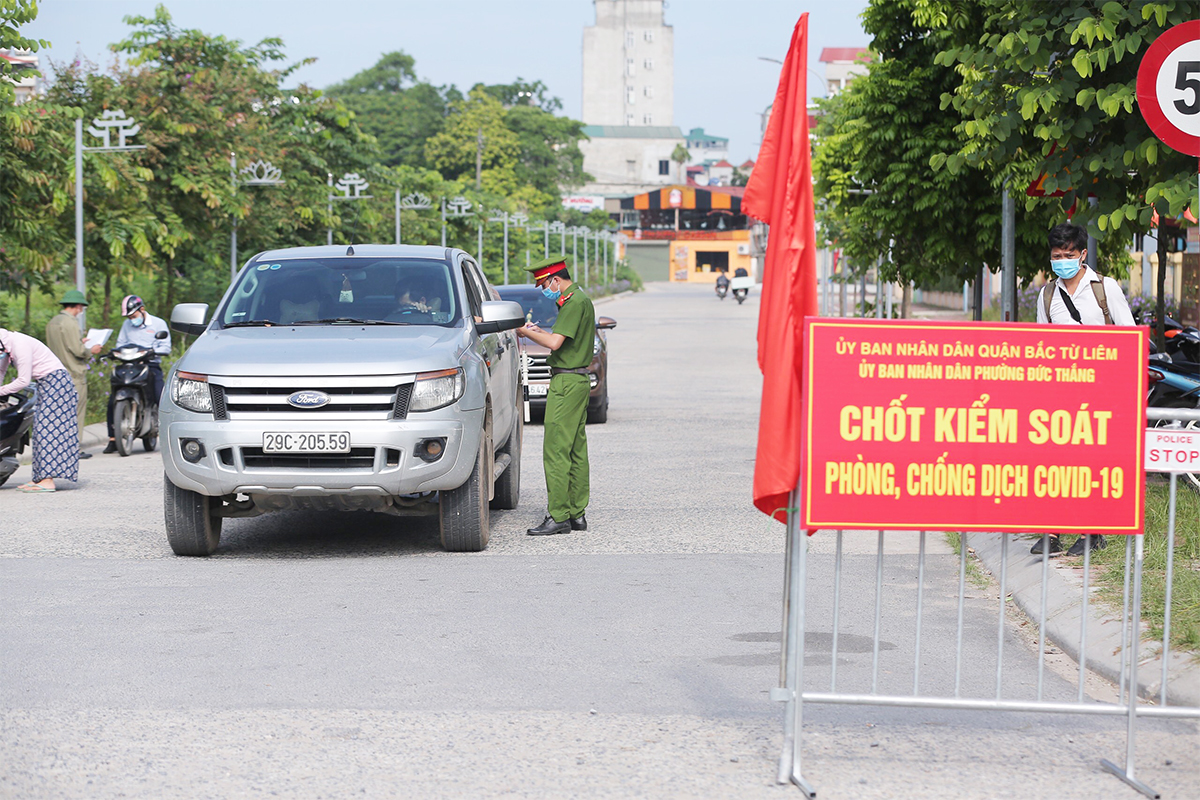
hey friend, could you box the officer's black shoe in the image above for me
[102,441,118,454]
[1030,534,1062,555]
[570,514,587,531]
[1067,535,1106,556]
[78,451,93,460]
[527,516,571,536]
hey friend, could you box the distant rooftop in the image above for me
[581,125,684,139]
[686,127,728,144]
[819,47,872,63]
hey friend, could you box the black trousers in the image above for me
[106,363,164,438]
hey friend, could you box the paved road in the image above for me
[2,283,1196,798]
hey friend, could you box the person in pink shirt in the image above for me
[0,328,80,492]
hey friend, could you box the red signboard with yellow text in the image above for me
[800,320,1146,533]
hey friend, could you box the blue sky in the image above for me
[27,0,869,164]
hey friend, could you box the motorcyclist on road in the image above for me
[103,295,171,454]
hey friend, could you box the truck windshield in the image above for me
[217,258,459,328]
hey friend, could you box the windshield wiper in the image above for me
[292,317,407,326]
[221,319,276,328]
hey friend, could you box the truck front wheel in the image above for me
[439,436,491,552]
[163,475,222,556]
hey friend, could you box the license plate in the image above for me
[262,432,351,453]
[528,383,549,396]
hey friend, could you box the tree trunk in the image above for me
[166,257,176,309]
[24,280,32,331]
[103,270,112,323]
[1156,231,1169,354]
[901,282,912,319]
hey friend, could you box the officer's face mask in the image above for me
[541,278,561,301]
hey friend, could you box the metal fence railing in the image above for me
[774,407,1199,799]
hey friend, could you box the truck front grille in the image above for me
[527,355,551,381]
[210,375,415,421]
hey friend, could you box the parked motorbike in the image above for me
[1147,315,1200,364]
[106,330,168,456]
[1147,345,1200,493]
[0,386,36,488]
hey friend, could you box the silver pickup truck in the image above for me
[160,245,525,555]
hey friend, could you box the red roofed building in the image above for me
[1,50,42,103]
[819,46,872,95]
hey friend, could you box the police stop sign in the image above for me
[1145,427,1200,473]
[1137,20,1200,157]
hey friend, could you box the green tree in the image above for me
[325,51,455,169]
[426,86,521,194]
[0,0,47,108]
[671,143,690,183]
[813,0,1054,316]
[930,0,1197,336]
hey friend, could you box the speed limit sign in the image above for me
[1137,20,1200,157]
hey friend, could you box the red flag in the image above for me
[743,14,819,522]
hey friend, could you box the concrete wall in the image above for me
[583,0,674,126]
[578,134,685,195]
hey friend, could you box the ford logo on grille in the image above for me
[287,390,331,409]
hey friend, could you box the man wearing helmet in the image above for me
[103,295,171,454]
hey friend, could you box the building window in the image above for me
[626,58,635,77]
[626,114,635,126]
[626,86,636,105]
[627,160,637,177]
[644,30,654,42]
[644,58,654,70]
[626,31,635,48]
[658,160,669,176]
[643,113,654,125]
[643,85,654,98]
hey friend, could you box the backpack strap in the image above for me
[1043,277,1056,321]
[1090,279,1114,325]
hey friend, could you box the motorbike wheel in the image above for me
[735,291,746,305]
[114,399,138,457]
[142,433,158,453]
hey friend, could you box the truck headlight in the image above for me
[410,368,465,411]
[172,371,213,413]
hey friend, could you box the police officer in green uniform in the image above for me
[518,256,596,535]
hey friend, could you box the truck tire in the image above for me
[439,436,491,552]
[491,412,521,510]
[164,474,222,556]
[114,399,137,457]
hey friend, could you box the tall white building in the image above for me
[577,0,683,201]
[582,0,674,127]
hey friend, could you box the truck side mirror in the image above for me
[170,303,210,336]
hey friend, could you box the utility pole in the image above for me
[475,128,484,190]
[1001,181,1016,321]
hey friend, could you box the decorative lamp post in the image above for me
[396,191,433,245]
[488,210,509,283]
[327,172,373,245]
[442,195,472,248]
[230,156,285,279]
[75,110,146,328]
[549,220,566,256]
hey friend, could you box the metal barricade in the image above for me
[774,406,1200,798]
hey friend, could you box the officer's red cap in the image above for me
[526,256,567,282]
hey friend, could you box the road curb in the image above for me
[594,290,635,306]
[965,530,1200,708]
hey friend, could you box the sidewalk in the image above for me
[965,530,1200,708]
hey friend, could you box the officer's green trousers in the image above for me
[543,373,590,522]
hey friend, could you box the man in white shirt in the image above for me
[103,295,172,454]
[1032,223,1133,557]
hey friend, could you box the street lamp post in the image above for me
[230,155,285,280]
[397,191,433,245]
[488,210,509,283]
[328,173,373,245]
[443,196,472,249]
[75,110,146,328]
[509,213,529,280]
